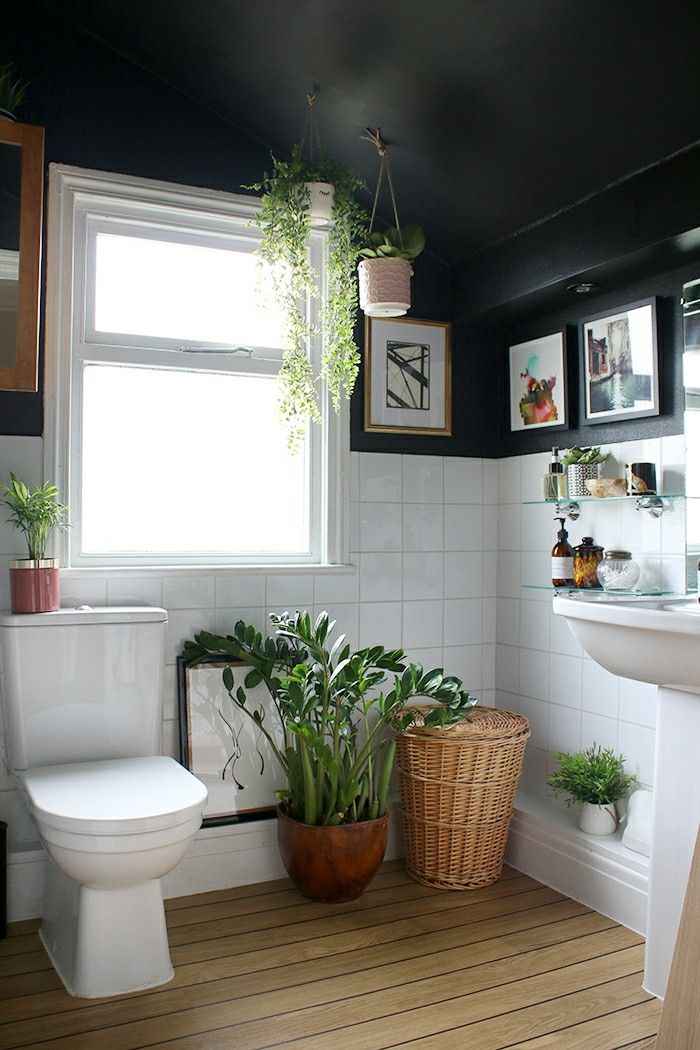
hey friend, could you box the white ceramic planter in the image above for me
[357,257,412,317]
[305,181,334,225]
[578,801,618,836]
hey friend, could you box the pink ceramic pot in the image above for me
[9,560,60,614]
[358,258,412,317]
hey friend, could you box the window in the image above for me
[45,167,347,568]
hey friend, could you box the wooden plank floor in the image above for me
[0,861,661,1049]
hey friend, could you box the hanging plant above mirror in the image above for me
[249,93,367,448]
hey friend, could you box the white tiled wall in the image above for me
[496,435,686,802]
[0,440,494,846]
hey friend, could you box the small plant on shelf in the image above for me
[560,446,611,466]
[547,744,636,836]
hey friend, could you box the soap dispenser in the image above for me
[542,447,568,500]
[551,517,575,587]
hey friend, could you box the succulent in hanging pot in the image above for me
[357,224,425,317]
[0,63,29,122]
[249,145,367,449]
[0,473,69,614]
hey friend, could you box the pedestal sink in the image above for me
[553,594,699,1000]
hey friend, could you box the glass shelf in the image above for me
[523,494,684,505]
[522,584,678,598]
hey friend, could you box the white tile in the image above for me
[549,653,582,708]
[165,608,214,664]
[483,461,498,505]
[498,457,521,504]
[581,712,618,752]
[214,606,267,636]
[359,502,402,552]
[495,644,519,694]
[482,552,497,597]
[359,602,402,649]
[520,746,548,799]
[313,569,359,606]
[215,575,266,608]
[550,608,583,656]
[265,574,314,609]
[481,644,495,689]
[661,501,686,557]
[480,689,496,708]
[444,598,483,647]
[350,452,360,502]
[402,455,443,503]
[661,433,685,495]
[444,458,483,504]
[496,597,520,645]
[497,503,521,552]
[163,575,215,610]
[161,718,181,761]
[403,504,443,552]
[521,551,552,593]
[359,552,402,603]
[403,551,443,601]
[482,597,496,643]
[162,664,179,721]
[520,452,550,502]
[495,690,519,713]
[519,696,549,749]
[518,646,549,702]
[618,722,655,787]
[445,504,483,552]
[444,644,483,689]
[444,552,482,599]
[403,599,443,650]
[107,575,163,607]
[349,501,360,553]
[660,555,687,594]
[519,598,550,651]
[497,551,521,598]
[405,647,443,672]
[548,704,582,754]
[482,505,498,552]
[60,576,108,608]
[521,503,554,553]
[619,678,658,728]
[582,661,620,718]
[359,453,402,502]
[316,604,359,652]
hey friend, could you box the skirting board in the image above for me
[6,802,406,922]
[506,792,650,935]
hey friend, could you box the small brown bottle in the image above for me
[552,517,575,587]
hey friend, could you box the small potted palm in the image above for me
[0,64,29,122]
[547,744,636,835]
[183,611,476,902]
[1,473,68,613]
[357,224,425,317]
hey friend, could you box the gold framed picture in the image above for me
[364,316,452,435]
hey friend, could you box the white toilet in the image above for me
[0,605,208,998]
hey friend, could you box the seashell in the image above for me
[584,478,627,498]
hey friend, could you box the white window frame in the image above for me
[44,165,349,572]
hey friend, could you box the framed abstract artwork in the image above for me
[581,298,660,424]
[178,658,281,827]
[509,331,568,432]
[364,316,452,435]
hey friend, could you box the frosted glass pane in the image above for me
[93,233,285,348]
[81,364,308,555]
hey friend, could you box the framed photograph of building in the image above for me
[364,317,452,435]
[581,298,660,424]
[509,330,568,431]
[178,658,280,827]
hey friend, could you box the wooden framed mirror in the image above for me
[0,119,44,391]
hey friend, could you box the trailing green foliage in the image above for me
[0,64,29,116]
[182,610,477,827]
[0,472,68,560]
[561,446,611,466]
[547,744,635,806]
[358,224,425,261]
[249,148,367,446]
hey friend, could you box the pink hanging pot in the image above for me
[357,257,412,317]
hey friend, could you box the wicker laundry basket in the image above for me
[397,705,530,890]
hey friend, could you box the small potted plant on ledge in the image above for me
[183,611,476,902]
[547,744,636,835]
[0,63,29,122]
[561,446,612,498]
[1,473,68,613]
[357,224,425,317]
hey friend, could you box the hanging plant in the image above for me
[0,63,30,122]
[249,96,367,448]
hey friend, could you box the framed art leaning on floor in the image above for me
[364,316,452,435]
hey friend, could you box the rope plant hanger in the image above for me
[358,129,425,318]
[250,92,367,449]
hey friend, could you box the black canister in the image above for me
[626,462,657,495]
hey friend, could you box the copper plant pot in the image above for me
[277,805,388,902]
[9,560,60,614]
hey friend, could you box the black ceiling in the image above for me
[46,0,700,263]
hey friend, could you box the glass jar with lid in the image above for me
[596,550,641,592]
[573,536,603,589]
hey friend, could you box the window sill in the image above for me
[58,562,357,579]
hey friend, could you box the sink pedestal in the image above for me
[645,686,700,998]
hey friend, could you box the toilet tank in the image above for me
[0,606,167,771]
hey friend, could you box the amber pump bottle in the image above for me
[551,517,575,587]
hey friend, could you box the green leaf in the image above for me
[222,666,234,692]
[244,669,263,689]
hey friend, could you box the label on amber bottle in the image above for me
[552,556,574,581]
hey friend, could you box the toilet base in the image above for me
[40,856,174,998]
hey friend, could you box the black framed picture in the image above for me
[509,330,568,432]
[178,657,280,827]
[581,298,660,424]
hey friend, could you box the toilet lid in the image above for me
[21,756,208,835]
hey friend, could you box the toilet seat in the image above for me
[21,756,207,837]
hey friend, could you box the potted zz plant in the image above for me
[357,224,425,318]
[547,744,636,835]
[183,611,476,902]
[0,473,68,614]
[251,147,368,448]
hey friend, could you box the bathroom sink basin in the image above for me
[553,594,700,691]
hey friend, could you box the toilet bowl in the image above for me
[21,755,207,998]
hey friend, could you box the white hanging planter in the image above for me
[357,257,412,318]
[578,801,618,836]
[305,181,335,225]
